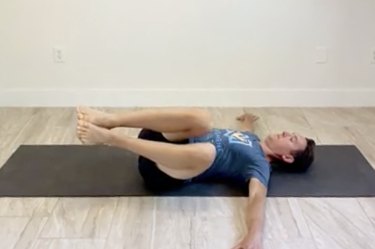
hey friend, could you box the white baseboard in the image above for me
[0,88,374,107]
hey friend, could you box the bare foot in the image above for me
[76,106,116,129]
[76,120,114,145]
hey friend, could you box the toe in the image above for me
[79,113,88,121]
[79,106,88,114]
[78,120,86,127]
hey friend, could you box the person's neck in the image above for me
[260,141,274,163]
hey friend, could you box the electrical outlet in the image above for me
[315,46,327,64]
[53,47,65,63]
[371,47,375,64]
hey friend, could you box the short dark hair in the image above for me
[271,138,316,173]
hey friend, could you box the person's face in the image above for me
[265,131,307,163]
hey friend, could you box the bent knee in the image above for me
[188,109,214,136]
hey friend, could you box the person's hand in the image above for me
[236,113,259,124]
[231,234,262,249]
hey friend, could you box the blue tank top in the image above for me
[189,128,271,188]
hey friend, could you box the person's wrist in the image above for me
[244,229,262,242]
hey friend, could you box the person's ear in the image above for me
[281,154,294,164]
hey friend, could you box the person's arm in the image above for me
[232,178,267,249]
[236,113,259,133]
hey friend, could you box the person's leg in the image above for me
[138,155,188,191]
[76,120,216,180]
[77,107,213,141]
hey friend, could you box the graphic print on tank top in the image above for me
[223,130,254,148]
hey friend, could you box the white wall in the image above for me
[0,0,374,107]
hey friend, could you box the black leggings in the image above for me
[137,128,190,191]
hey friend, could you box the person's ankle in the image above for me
[108,114,118,128]
[105,131,117,146]
[107,132,128,147]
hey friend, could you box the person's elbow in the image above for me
[248,178,267,200]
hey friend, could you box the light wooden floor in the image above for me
[0,107,375,249]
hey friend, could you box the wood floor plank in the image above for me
[13,217,49,249]
[40,198,117,239]
[0,217,30,249]
[30,239,106,249]
[298,198,375,249]
[358,198,375,229]
[0,198,58,217]
[105,197,154,249]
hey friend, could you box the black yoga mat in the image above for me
[0,145,374,197]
